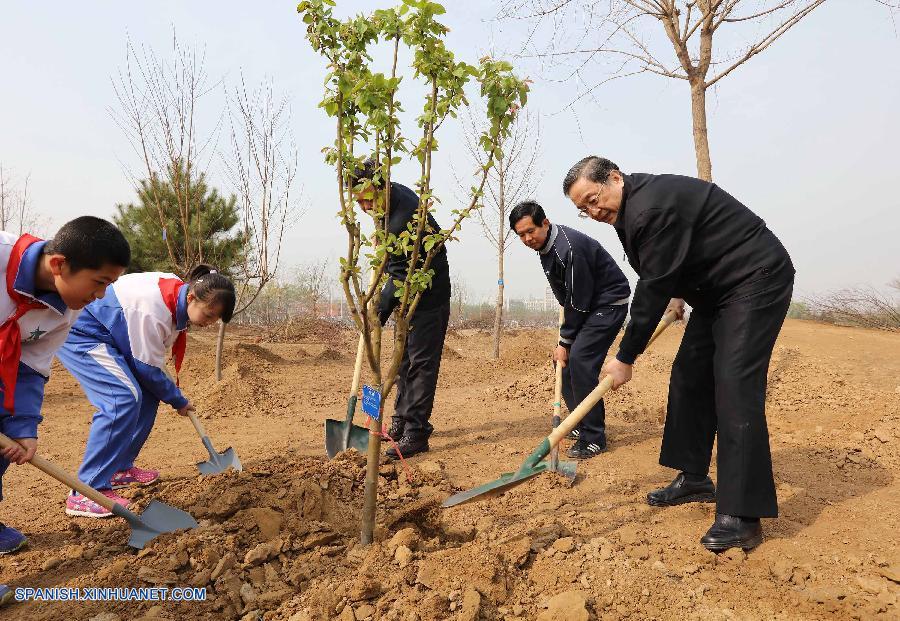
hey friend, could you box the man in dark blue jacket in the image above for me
[353,160,451,459]
[510,201,630,458]
[563,155,794,552]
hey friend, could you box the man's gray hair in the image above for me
[562,156,620,196]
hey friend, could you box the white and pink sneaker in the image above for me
[110,466,160,489]
[65,490,130,519]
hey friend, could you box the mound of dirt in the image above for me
[316,347,345,362]
[17,451,487,621]
[441,345,461,360]
[263,317,348,345]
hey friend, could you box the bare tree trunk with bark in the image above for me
[217,76,300,378]
[458,109,541,356]
[111,33,219,275]
[504,0,834,180]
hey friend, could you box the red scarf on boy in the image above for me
[0,234,46,413]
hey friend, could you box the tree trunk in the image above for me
[492,242,504,359]
[215,320,226,381]
[690,80,713,181]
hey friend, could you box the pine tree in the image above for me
[114,163,245,276]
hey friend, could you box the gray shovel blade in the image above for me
[324,418,370,459]
[113,500,199,549]
[197,438,242,475]
[552,459,578,486]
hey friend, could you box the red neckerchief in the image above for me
[157,277,187,387]
[0,234,46,413]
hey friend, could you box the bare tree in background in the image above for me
[217,76,299,379]
[809,284,900,331]
[451,275,469,325]
[0,165,47,236]
[296,257,330,317]
[458,109,542,357]
[111,33,221,274]
[502,0,835,180]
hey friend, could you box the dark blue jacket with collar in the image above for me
[539,223,630,347]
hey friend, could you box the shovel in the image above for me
[443,310,677,508]
[550,307,577,483]
[325,330,371,458]
[186,410,242,475]
[0,433,198,549]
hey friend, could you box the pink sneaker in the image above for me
[65,490,130,519]
[110,466,160,489]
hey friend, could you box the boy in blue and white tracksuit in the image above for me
[0,219,129,607]
[56,267,234,518]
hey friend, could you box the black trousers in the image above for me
[393,300,451,439]
[561,304,628,446]
[661,275,793,518]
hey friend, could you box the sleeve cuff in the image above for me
[558,340,572,349]
[1,414,41,439]
[615,349,638,365]
[168,395,189,410]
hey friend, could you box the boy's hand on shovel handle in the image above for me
[176,401,195,417]
[1,437,37,465]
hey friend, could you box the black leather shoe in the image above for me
[386,435,429,460]
[566,428,580,441]
[700,513,763,551]
[386,417,405,440]
[646,472,716,506]
[566,438,606,459]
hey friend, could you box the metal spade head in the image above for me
[112,500,199,549]
[197,437,242,475]
[197,446,242,475]
[325,418,370,458]
[325,394,370,459]
[552,459,578,485]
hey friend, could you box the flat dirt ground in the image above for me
[0,318,898,621]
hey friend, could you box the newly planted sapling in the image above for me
[298,0,528,544]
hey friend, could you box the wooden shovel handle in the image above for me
[547,310,677,447]
[349,334,366,396]
[0,432,117,512]
[553,307,564,418]
[186,410,208,439]
[349,268,380,397]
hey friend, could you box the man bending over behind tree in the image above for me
[510,200,630,458]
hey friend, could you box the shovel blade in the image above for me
[324,418,370,459]
[197,447,242,475]
[552,460,578,486]
[120,500,199,549]
[442,462,551,508]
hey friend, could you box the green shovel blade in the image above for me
[442,464,550,507]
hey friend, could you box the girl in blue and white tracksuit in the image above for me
[56,265,235,517]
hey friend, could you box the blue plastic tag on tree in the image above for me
[362,385,381,421]
[497,279,504,285]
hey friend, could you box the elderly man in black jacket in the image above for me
[563,156,794,552]
[510,201,630,458]
[352,160,451,459]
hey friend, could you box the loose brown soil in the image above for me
[0,320,898,620]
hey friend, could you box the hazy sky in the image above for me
[1,1,898,302]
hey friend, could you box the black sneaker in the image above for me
[566,440,605,459]
[386,435,429,460]
[566,428,580,441]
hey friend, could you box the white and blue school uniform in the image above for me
[56,272,189,490]
[0,232,81,501]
